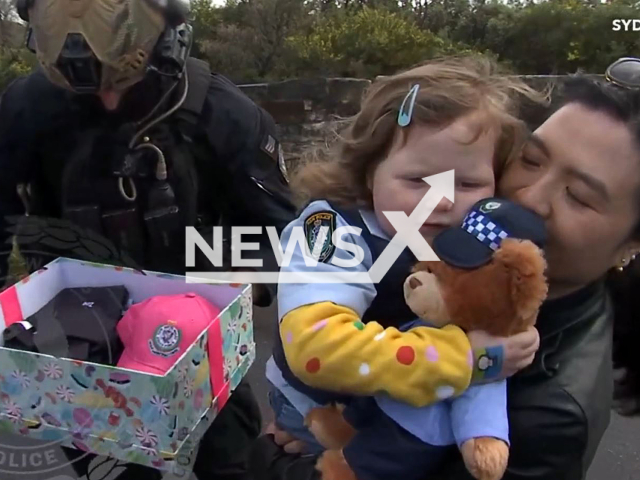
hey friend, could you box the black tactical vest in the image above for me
[53,59,214,275]
[272,205,417,405]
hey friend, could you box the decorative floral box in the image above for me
[0,257,255,471]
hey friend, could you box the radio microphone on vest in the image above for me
[141,143,184,270]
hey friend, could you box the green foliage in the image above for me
[190,0,223,58]
[477,0,640,74]
[197,25,259,82]
[3,0,639,86]
[0,47,37,93]
[194,0,310,82]
[284,7,452,78]
[185,0,640,80]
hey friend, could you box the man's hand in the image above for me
[468,326,540,384]
[265,422,307,454]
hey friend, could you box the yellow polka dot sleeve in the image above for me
[280,301,473,408]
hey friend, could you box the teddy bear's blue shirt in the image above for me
[373,318,510,448]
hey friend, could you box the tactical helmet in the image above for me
[17,0,191,94]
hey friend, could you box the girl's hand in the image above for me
[468,326,540,384]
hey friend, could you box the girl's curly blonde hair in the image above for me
[289,55,550,210]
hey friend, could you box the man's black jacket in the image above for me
[0,62,296,298]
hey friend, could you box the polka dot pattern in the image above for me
[374,331,386,341]
[313,319,328,332]
[425,346,439,362]
[396,346,415,365]
[306,358,321,374]
[436,386,455,399]
[353,321,365,331]
[286,332,293,344]
[359,363,370,376]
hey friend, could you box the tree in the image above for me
[286,6,455,78]
[0,0,37,93]
[190,0,223,58]
[245,0,310,77]
[480,0,640,74]
[196,0,310,81]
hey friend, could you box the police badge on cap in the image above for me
[149,321,182,358]
[432,197,546,269]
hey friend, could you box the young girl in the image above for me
[265,55,548,454]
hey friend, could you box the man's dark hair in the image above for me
[558,75,640,416]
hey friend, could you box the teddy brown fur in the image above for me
[419,238,548,337]
[305,238,548,480]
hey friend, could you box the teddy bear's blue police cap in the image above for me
[431,197,547,269]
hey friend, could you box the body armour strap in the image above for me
[175,57,211,137]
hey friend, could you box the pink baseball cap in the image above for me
[116,293,221,375]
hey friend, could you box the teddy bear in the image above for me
[303,197,549,480]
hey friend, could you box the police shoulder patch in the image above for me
[260,134,279,161]
[304,211,337,263]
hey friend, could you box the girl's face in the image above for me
[500,103,640,299]
[369,111,497,245]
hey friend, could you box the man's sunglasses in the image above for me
[605,57,640,89]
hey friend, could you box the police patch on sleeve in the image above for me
[304,211,336,263]
[261,134,279,161]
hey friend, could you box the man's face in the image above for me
[98,90,127,111]
[499,103,640,298]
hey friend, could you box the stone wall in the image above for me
[238,74,604,164]
[0,21,26,49]
[239,77,371,163]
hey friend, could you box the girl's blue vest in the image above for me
[272,206,417,405]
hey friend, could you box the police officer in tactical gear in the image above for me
[0,0,296,478]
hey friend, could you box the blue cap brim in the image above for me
[432,227,494,269]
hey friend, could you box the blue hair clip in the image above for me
[398,84,420,127]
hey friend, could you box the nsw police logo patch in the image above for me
[304,211,336,263]
[149,323,182,358]
[479,201,501,213]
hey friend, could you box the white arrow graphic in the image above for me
[368,169,455,283]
